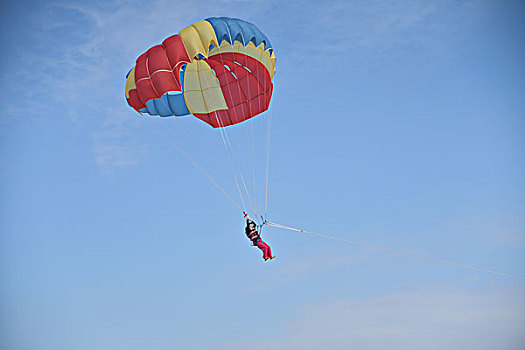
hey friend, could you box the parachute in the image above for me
[125,17,276,128]
[125,17,276,225]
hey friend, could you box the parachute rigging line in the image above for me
[192,64,247,213]
[142,58,243,211]
[145,80,245,213]
[264,109,272,219]
[214,113,248,214]
[266,221,525,281]
[221,19,266,221]
[154,120,243,211]
[212,31,266,224]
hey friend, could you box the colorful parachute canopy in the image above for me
[125,17,276,128]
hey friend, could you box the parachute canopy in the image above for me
[125,17,276,128]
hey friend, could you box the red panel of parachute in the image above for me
[194,53,273,128]
[130,34,190,110]
[127,89,145,111]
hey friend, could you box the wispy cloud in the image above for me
[272,0,484,70]
[219,286,525,350]
[241,251,374,292]
[92,108,147,172]
[0,0,280,169]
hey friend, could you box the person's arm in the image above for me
[245,216,253,226]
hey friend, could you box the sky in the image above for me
[1,0,525,349]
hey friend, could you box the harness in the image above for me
[246,219,262,246]
[247,229,260,245]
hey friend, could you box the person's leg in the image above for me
[265,242,273,258]
[259,241,273,259]
[257,241,270,259]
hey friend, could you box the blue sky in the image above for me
[1,0,524,349]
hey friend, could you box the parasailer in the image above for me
[244,212,275,261]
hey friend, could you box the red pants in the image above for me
[256,240,273,259]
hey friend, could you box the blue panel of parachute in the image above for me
[205,17,273,54]
[141,92,189,117]
[139,64,190,117]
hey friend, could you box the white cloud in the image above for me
[277,0,483,71]
[219,286,525,350]
[92,108,146,171]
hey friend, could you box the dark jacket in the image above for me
[245,219,260,244]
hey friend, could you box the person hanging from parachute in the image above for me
[244,212,275,261]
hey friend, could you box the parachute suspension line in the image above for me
[235,33,273,223]
[153,119,243,211]
[193,63,248,214]
[254,38,267,226]
[214,114,248,213]
[161,115,220,181]
[251,41,261,217]
[214,111,263,225]
[150,60,243,212]
[237,30,259,218]
[219,116,257,217]
[149,84,245,214]
[145,55,224,185]
[264,109,272,219]
[251,115,257,217]
[265,221,525,281]
[213,33,262,224]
